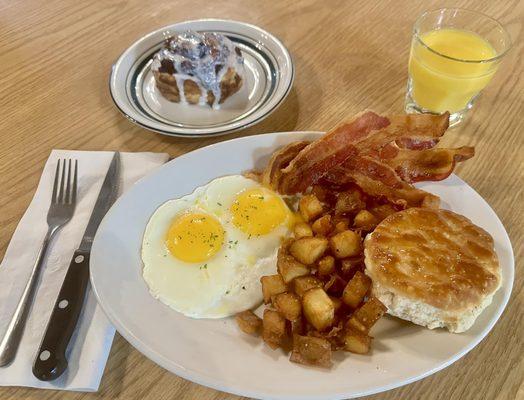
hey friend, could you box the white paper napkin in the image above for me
[0,150,169,391]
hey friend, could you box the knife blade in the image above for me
[32,152,120,381]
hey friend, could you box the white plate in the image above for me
[90,132,514,400]
[109,19,294,138]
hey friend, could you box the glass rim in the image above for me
[413,8,512,64]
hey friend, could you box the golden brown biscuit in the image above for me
[364,207,500,332]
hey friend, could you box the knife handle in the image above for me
[33,249,90,381]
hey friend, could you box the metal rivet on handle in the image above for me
[58,300,69,309]
[39,350,51,361]
[74,255,84,263]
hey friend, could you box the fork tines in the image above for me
[52,159,78,204]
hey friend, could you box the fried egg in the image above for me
[142,175,293,318]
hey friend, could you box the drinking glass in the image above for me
[405,8,511,127]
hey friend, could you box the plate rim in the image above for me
[109,19,295,138]
[90,131,514,399]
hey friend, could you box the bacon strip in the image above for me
[261,141,310,190]
[279,112,450,194]
[380,146,475,183]
[325,156,440,208]
[278,111,390,194]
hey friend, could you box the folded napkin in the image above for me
[0,150,169,391]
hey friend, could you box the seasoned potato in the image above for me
[312,214,332,236]
[235,310,262,335]
[311,185,329,203]
[333,217,350,233]
[262,309,287,349]
[277,254,310,283]
[370,204,397,221]
[290,334,332,368]
[261,274,287,304]
[323,274,347,296]
[335,190,365,215]
[340,257,363,276]
[290,316,305,335]
[299,194,324,222]
[272,292,302,321]
[329,230,361,258]
[302,287,335,331]
[347,297,387,333]
[344,328,371,354]
[342,271,372,308]
[330,296,343,312]
[293,275,322,297]
[294,222,313,239]
[353,210,378,230]
[289,237,328,264]
[317,255,335,276]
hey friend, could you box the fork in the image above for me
[0,159,78,367]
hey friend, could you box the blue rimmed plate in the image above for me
[109,19,294,138]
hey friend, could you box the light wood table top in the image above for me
[1,0,522,399]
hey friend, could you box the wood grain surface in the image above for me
[0,0,522,399]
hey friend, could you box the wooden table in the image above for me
[1,0,522,399]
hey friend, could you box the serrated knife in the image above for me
[33,152,120,381]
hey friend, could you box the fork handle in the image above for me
[0,227,57,367]
[33,249,90,381]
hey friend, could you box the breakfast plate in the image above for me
[90,131,513,400]
[109,19,294,137]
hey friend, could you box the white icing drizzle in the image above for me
[151,31,244,108]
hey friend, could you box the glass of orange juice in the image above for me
[405,8,511,127]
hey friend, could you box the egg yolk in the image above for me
[165,213,224,263]
[231,188,289,236]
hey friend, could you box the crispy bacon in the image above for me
[262,141,310,190]
[361,113,449,158]
[325,156,440,208]
[380,146,475,183]
[279,112,450,194]
[278,111,390,194]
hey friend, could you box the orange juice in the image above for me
[408,28,498,113]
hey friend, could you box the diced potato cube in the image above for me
[353,210,378,230]
[261,275,287,304]
[290,237,328,264]
[335,190,365,215]
[294,222,313,239]
[277,254,310,283]
[311,185,329,203]
[329,230,361,258]
[293,275,322,297]
[299,194,323,222]
[302,287,335,331]
[290,316,305,335]
[333,217,350,233]
[340,257,362,276]
[347,297,387,333]
[272,292,302,321]
[235,310,262,335]
[290,334,332,368]
[323,273,347,296]
[262,309,287,350]
[342,271,372,308]
[370,204,397,221]
[312,214,332,236]
[344,328,371,354]
[330,296,343,312]
[317,255,335,276]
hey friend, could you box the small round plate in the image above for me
[109,19,294,138]
[90,132,514,400]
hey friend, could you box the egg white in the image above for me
[142,175,291,318]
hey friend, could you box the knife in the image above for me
[32,152,120,381]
